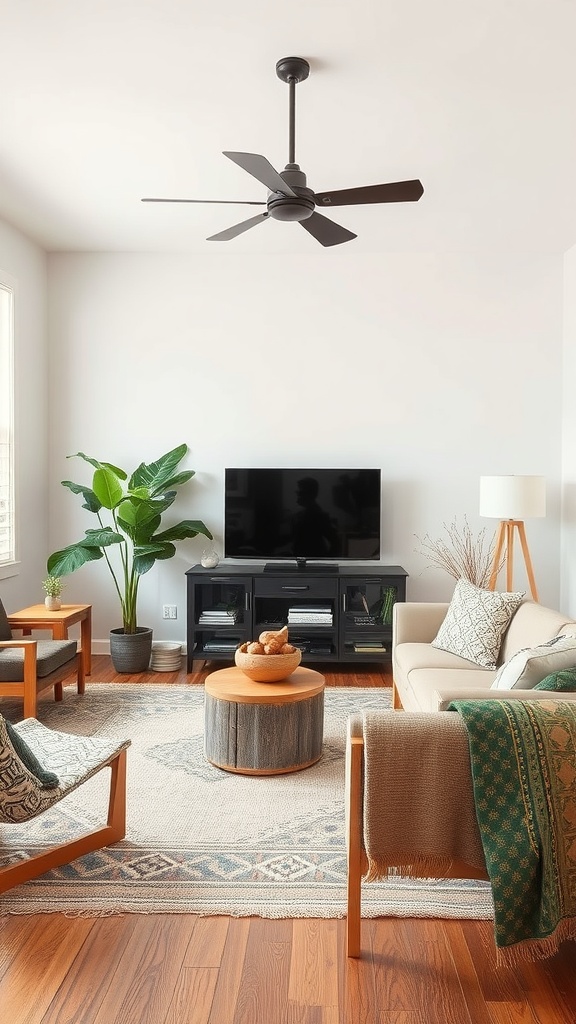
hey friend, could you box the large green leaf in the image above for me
[70,452,127,480]
[119,512,162,545]
[129,444,189,495]
[61,480,102,513]
[153,520,213,543]
[148,471,195,497]
[47,544,104,576]
[93,466,125,509]
[133,541,174,575]
[83,527,125,547]
[118,494,176,528]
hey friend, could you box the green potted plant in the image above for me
[47,444,213,672]
[42,575,64,610]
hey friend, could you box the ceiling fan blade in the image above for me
[300,212,357,247]
[223,152,298,198]
[207,212,269,242]
[313,179,424,208]
[141,197,266,205]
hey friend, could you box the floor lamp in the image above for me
[479,475,546,600]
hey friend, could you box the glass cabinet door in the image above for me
[188,575,252,665]
[339,577,400,660]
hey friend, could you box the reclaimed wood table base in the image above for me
[204,666,325,776]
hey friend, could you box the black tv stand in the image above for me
[186,562,408,670]
[263,560,339,574]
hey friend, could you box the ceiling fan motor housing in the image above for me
[267,163,315,221]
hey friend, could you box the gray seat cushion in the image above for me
[0,640,77,681]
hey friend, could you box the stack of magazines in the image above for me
[287,604,333,626]
[202,638,239,653]
[199,604,239,625]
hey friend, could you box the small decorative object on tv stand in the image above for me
[185,562,408,672]
[201,547,220,569]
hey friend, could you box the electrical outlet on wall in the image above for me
[163,605,177,620]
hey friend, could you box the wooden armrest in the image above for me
[0,639,37,648]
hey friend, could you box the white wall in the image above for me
[0,218,47,610]
[561,243,576,616]
[47,250,564,648]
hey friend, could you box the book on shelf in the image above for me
[353,642,386,653]
[199,607,239,623]
[288,614,333,624]
[202,638,240,652]
[288,605,332,614]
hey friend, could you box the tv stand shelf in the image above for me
[185,563,408,671]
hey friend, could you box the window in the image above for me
[0,280,15,573]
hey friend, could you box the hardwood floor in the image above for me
[1,656,575,1023]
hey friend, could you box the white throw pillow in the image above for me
[431,578,524,669]
[490,634,576,689]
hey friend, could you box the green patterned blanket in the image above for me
[450,698,576,964]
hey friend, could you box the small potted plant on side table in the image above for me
[42,575,64,610]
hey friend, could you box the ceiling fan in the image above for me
[141,57,424,247]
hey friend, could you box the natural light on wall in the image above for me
[0,280,15,572]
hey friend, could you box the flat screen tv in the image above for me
[224,468,381,570]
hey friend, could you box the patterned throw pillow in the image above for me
[491,636,576,689]
[432,578,524,669]
[533,668,576,692]
[4,719,59,788]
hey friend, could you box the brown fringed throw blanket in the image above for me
[450,699,576,964]
[362,711,486,879]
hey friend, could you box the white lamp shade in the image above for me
[479,475,546,519]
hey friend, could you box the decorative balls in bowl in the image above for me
[235,626,302,682]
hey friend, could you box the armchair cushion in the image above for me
[0,639,77,681]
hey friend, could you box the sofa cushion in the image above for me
[492,635,576,690]
[499,601,576,663]
[431,579,524,669]
[533,669,576,692]
[394,641,491,676]
[400,668,499,712]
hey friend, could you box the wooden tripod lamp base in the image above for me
[480,475,546,602]
[487,520,539,600]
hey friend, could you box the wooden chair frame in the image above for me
[346,722,489,958]
[0,747,127,894]
[0,637,84,719]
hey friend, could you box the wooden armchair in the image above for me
[0,598,83,718]
[345,711,489,957]
[0,712,129,893]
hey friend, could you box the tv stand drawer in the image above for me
[254,577,338,599]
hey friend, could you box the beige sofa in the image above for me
[392,599,576,712]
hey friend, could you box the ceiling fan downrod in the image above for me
[276,57,310,168]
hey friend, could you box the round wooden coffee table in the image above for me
[204,666,325,775]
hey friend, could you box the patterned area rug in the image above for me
[0,684,493,918]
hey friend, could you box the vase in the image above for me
[201,547,220,569]
[109,627,153,674]
[44,596,61,610]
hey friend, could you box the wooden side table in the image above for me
[204,666,325,776]
[7,604,92,679]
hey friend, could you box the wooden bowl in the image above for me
[234,647,302,682]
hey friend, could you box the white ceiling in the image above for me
[2,0,576,255]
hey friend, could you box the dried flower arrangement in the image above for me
[414,515,503,589]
